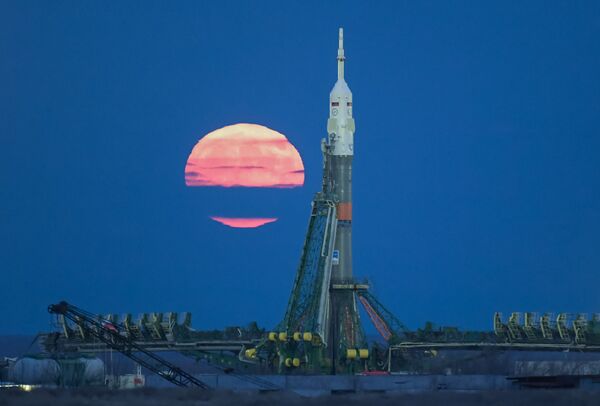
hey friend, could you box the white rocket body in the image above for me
[327,29,355,157]
[325,28,355,283]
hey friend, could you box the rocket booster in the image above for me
[327,28,355,283]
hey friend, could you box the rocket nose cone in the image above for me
[330,79,352,98]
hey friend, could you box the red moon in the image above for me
[185,123,304,228]
[185,123,304,188]
[210,217,278,228]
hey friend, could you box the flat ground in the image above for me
[1,388,600,406]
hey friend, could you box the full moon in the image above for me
[185,123,304,188]
[185,123,304,228]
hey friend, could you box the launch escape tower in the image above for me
[276,28,369,373]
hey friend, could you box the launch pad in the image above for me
[33,29,600,388]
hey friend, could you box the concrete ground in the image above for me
[1,388,600,406]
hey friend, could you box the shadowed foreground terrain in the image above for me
[1,388,600,406]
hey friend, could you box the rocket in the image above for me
[327,28,355,283]
[279,28,365,370]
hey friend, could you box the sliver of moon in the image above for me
[210,217,278,229]
[185,123,304,228]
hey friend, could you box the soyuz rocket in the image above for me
[260,28,365,371]
[321,28,364,363]
[326,28,355,284]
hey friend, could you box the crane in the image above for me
[48,301,209,389]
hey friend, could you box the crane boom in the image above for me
[48,301,209,389]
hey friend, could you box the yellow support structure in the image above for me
[523,312,538,340]
[540,313,553,340]
[556,313,570,341]
[573,314,588,344]
[507,313,523,341]
[493,312,508,338]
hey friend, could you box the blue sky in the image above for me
[1,1,599,334]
